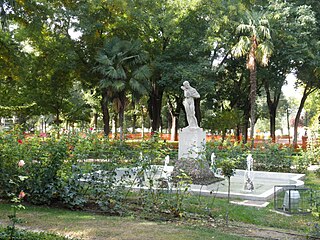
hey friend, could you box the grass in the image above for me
[304,171,320,190]
[184,192,314,233]
[0,204,247,240]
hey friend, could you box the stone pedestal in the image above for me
[173,127,216,185]
[178,127,206,160]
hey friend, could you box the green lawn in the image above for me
[0,204,247,240]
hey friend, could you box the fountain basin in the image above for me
[82,167,305,201]
[188,169,305,201]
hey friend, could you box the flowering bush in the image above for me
[4,159,28,239]
[0,127,177,213]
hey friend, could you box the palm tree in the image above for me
[95,37,151,140]
[232,10,273,148]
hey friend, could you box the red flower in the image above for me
[18,139,23,144]
[18,190,26,199]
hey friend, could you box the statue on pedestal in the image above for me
[172,81,216,185]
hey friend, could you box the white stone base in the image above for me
[178,127,206,160]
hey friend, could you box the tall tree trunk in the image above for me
[236,125,241,142]
[264,79,281,142]
[148,79,164,133]
[132,100,137,134]
[249,65,257,149]
[247,40,257,149]
[293,86,316,147]
[170,116,178,141]
[242,99,251,144]
[101,90,110,138]
[195,98,201,127]
[55,110,60,125]
[167,96,182,141]
[269,109,276,142]
[113,114,118,139]
[119,93,125,141]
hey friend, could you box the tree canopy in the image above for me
[0,0,319,142]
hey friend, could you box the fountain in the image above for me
[244,154,254,191]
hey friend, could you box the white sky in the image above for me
[282,73,302,99]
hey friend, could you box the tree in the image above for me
[269,1,319,146]
[232,10,273,148]
[95,37,150,140]
[294,64,320,145]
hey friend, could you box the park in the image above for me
[1,0,320,239]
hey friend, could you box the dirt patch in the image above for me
[220,222,309,240]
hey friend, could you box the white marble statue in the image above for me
[181,81,200,128]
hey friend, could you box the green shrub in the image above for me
[315,168,320,178]
[206,139,294,172]
[252,143,293,172]
[293,153,310,173]
[0,227,71,240]
[0,128,177,212]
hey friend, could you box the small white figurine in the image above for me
[164,155,170,167]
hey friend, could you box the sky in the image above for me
[282,73,302,99]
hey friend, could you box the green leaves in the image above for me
[256,40,273,66]
[232,36,251,58]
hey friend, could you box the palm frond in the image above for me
[112,80,126,91]
[256,41,273,66]
[133,65,151,81]
[104,67,119,79]
[96,54,113,66]
[232,36,251,57]
[236,23,253,34]
[99,78,113,89]
[258,25,271,39]
[129,78,147,95]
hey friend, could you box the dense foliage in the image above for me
[0,0,319,143]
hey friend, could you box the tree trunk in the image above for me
[167,96,182,141]
[266,97,278,143]
[264,78,281,143]
[293,86,315,147]
[119,93,125,141]
[101,90,110,138]
[270,109,276,142]
[132,100,137,134]
[242,108,250,144]
[222,129,227,142]
[195,98,201,127]
[55,110,60,125]
[92,112,98,129]
[170,115,177,141]
[227,176,231,203]
[148,79,164,133]
[235,125,241,142]
[113,114,118,139]
[248,52,257,149]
